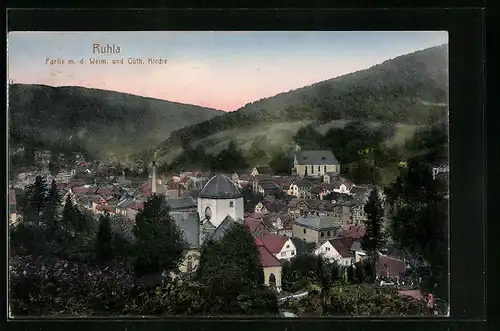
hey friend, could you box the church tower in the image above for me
[151,160,157,194]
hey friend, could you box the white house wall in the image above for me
[276,239,297,261]
[197,197,244,228]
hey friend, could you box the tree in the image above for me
[95,212,114,263]
[61,195,87,233]
[361,188,385,258]
[269,150,291,175]
[361,188,385,282]
[386,158,448,300]
[196,223,265,309]
[241,186,264,213]
[43,180,62,233]
[133,194,186,277]
[248,140,267,163]
[23,176,48,224]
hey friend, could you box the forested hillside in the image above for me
[8,84,223,161]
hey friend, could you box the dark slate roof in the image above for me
[290,237,317,255]
[166,197,197,210]
[198,174,243,199]
[294,215,339,231]
[210,215,239,241]
[171,211,200,248]
[295,150,339,165]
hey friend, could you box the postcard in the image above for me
[7,31,449,318]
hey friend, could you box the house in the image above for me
[350,241,367,263]
[287,179,313,198]
[314,236,356,266]
[331,178,355,195]
[254,201,268,213]
[287,198,341,219]
[251,166,274,177]
[9,190,18,226]
[244,217,269,237]
[271,213,294,237]
[292,215,340,245]
[293,150,340,178]
[343,198,368,225]
[337,224,366,240]
[95,204,117,215]
[262,199,288,214]
[375,253,408,280]
[323,172,339,184]
[257,233,297,261]
[255,237,282,289]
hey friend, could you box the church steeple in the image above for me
[151,160,157,194]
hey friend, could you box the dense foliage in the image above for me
[133,194,186,276]
[156,45,448,159]
[195,223,277,314]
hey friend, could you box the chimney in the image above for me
[151,161,157,194]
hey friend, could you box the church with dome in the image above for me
[197,174,245,229]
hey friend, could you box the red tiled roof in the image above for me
[9,190,16,205]
[96,187,115,195]
[376,254,406,278]
[255,238,282,267]
[329,236,355,258]
[257,234,288,254]
[56,182,68,190]
[72,186,97,194]
[128,201,144,211]
[239,174,251,181]
[339,225,366,239]
[248,211,268,219]
[96,205,116,212]
[244,218,265,233]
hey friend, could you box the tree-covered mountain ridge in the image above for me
[155,44,448,158]
[8,84,224,160]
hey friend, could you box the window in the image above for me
[281,252,286,257]
[286,244,290,249]
[320,232,324,237]
[327,231,331,236]
[303,228,306,234]
[292,250,295,256]
[326,247,330,251]
[318,166,320,173]
[324,165,327,172]
[311,166,314,174]
[229,201,234,207]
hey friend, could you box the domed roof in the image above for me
[198,174,243,199]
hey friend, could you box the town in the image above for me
[9,143,449,317]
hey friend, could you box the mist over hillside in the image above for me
[154,44,448,160]
[8,84,224,160]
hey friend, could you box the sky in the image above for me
[7,31,448,111]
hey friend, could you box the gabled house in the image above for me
[251,166,274,177]
[287,180,313,199]
[271,213,294,237]
[255,237,282,289]
[244,217,269,237]
[323,171,340,184]
[375,253,408,280]
[254,201,268,213]
[287,198,341,219]
[314,236,356,266]
[293,150,340,178]
[257,233,297,261]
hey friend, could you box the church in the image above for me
[197,173,245,228]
